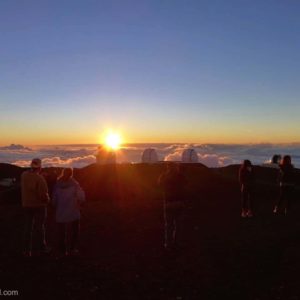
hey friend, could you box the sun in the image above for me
[105,132,122,150]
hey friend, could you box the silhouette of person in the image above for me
[272,154,281,165]
[263,154,281,169]
[273,155,295,215]
[52,168,85,257]
[158,163,187,250]
[239,160,254,218]
[21,158,50,257]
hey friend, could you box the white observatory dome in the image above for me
[141,148,159,163]
[182,148,199,163]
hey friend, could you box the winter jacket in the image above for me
[21,170,50,207]
[158,171,187,204]
[239,167,254,189]
[278,165,295,186]
[52,178,85,223]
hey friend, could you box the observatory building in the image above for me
[95,146,116,164]
[141,148,159,163]
[182,148,199,163]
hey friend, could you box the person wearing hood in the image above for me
[52,168,85,257]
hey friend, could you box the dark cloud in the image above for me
[0,144,32,151]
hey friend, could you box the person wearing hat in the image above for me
[21,158,50,257]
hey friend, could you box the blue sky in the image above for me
[1,0,300,145]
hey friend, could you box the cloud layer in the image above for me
[1,143,300,168]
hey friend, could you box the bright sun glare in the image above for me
[105,133,122,150]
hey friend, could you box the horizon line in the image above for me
[2,141,300,147]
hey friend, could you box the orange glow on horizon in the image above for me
[2,123,300,146]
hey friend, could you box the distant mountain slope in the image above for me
[0,163,24,180]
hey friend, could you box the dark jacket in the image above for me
[158,170,187,203]
[278,164,295,186]
[239,167,254,189]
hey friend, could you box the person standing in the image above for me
[52,168,85,257]
[239,160,255,218]
[273,155,295,215]
[158,163,187,250]
[21,158,50,257]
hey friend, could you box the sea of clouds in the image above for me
[1,143,300,168]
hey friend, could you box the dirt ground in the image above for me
[1,164,300,299]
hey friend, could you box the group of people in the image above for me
[159,155,298,251]
[20,155,297,256]
[239,155,296,218]
[21,158,85,258]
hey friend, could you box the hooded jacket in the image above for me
[52,178,85,223]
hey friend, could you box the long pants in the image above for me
[241,185,252,211]
[276,185,294,211]
[23,207,47,252]
[164,203,184,248]
[57,220,80,253]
